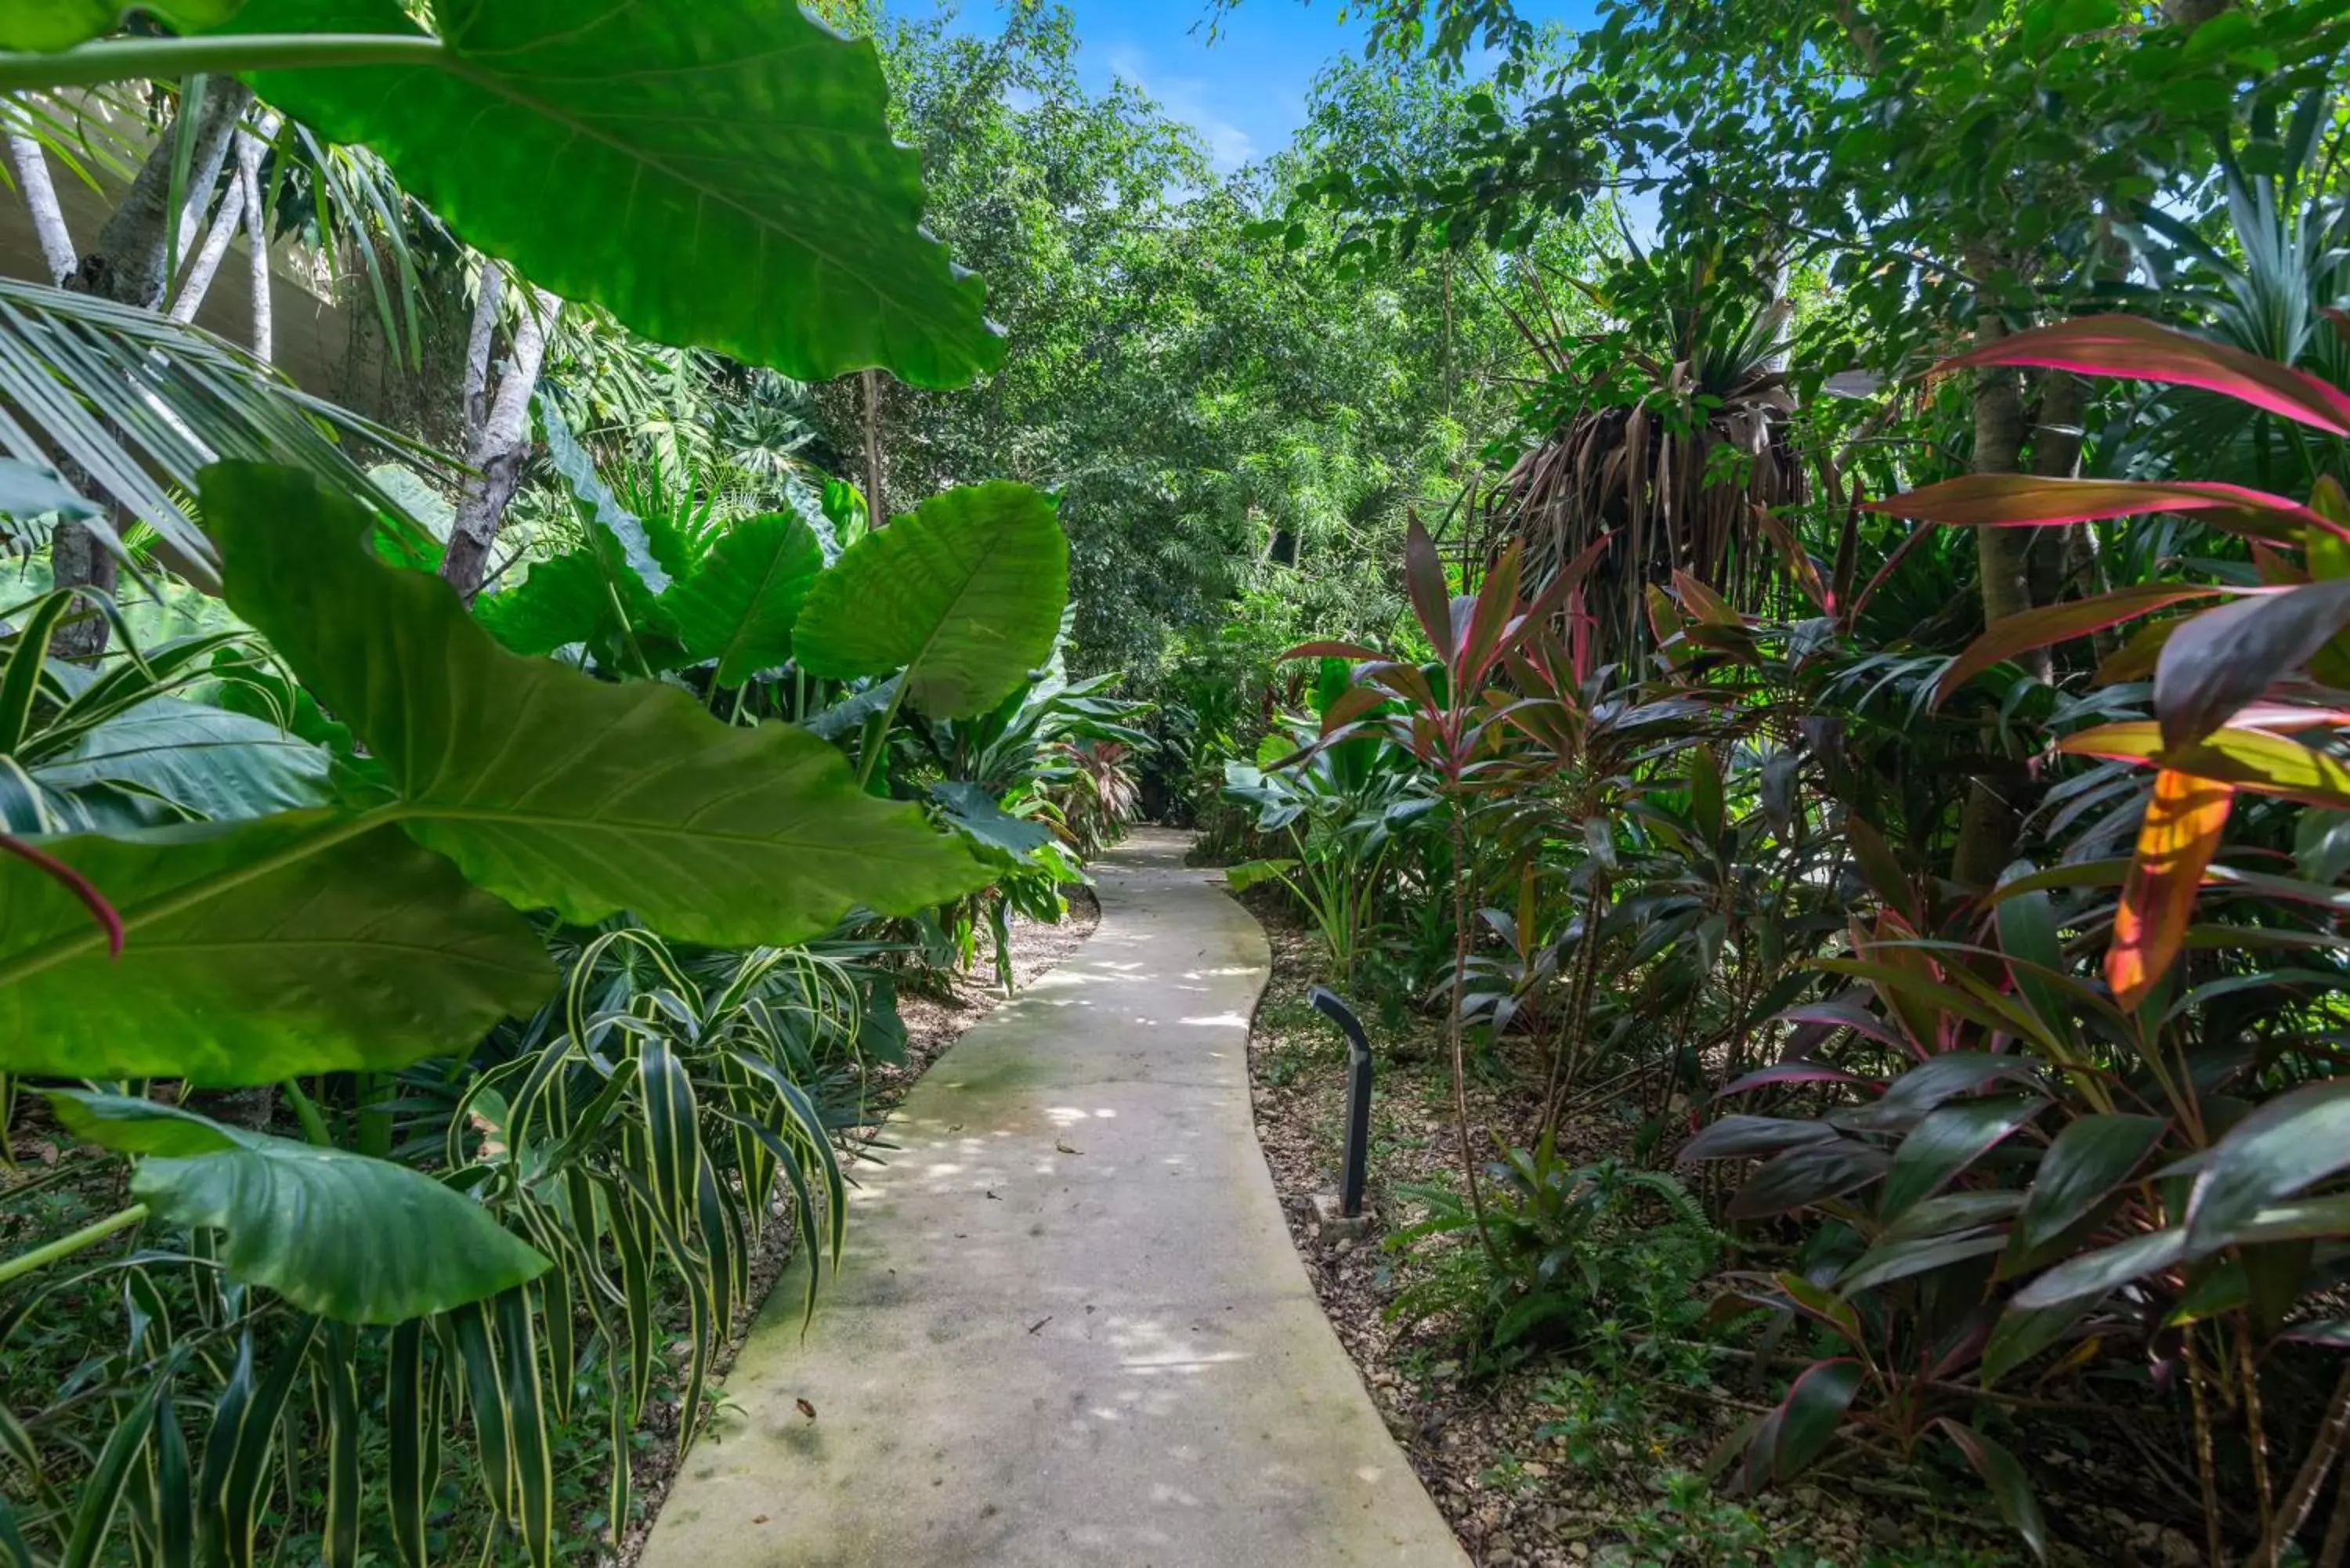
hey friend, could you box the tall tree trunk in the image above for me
[238,128,271,363]
[2027,369,2092,610]
[167,168,246,323]
[4,127,75,284]
[442,286,559,602]
[1952,303,2035,887]
[171,114,277,328]
[52,77,253,660]
[67,78,251,309]
[861,367,888,526]
[461,264,504,446]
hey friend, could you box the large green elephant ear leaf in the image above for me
[0,811,555,1082]
[208,0,1002,388]
[474,548,671,663]
[47,1092,548,1324]
[202,461,990,948]
[537,395,671,595]
[795,481,1068,719]
[473,551,613,658]
[662,512,826,685]
[0,0,240,49]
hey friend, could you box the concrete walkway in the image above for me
[640,829,1467,1568]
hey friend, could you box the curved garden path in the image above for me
[640,828,1466,1567]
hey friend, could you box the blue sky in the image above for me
[939,0,1600,174]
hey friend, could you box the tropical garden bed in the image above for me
[1239,892,2218,1568]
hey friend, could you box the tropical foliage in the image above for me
[12,0,2350,1563]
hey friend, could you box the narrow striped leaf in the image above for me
[190,1328,254,1566]
[60,1367,169,1568]
[638,1037,697,1233]
[539,1255,576,1426]
[218,1319,316,1568]
[496,1288,555,1568]
[320,1324,360,1568]
[386,1322,433,1568]
[606,1374,631,1551]
[622,1170,715,1457]
[447,1302,512,1526]
[151,1364,192,1568]
[604,1178,657,1422]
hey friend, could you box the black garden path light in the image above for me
[1307,985,1375,1240]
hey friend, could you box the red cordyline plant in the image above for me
[1685,316,2350,1564]
[1280,518,1605,1248]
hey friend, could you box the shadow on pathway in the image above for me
[640,828,1466,1567]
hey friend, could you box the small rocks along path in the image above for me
[638,829,1465,1567]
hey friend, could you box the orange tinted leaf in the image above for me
[2060,723,2350,810]
[2108,769,2234,1008]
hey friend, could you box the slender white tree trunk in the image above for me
[172,114,276,329]
[4,127,75,284]
[461,263,505,446]
[168,170,244,323]
[51,75,253,660]
[239,129,271,362]
[443,284,559,601]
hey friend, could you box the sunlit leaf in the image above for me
[0,812,553,1082]
[207,462,989,945]
[2107,769,2233,1008]
[2061,721,2350,809]
[662,512,824,685]
[794,481,1067,719]
[0,0,242,51]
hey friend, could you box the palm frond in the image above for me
[0,277,450,576]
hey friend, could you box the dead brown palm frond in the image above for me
[1486,284,1804,659]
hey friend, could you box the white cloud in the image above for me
[1105,45,1256,173]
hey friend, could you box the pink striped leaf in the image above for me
[1937,314,2350,438]
[1936,584,2229,706]
[1864,474,2344,544]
